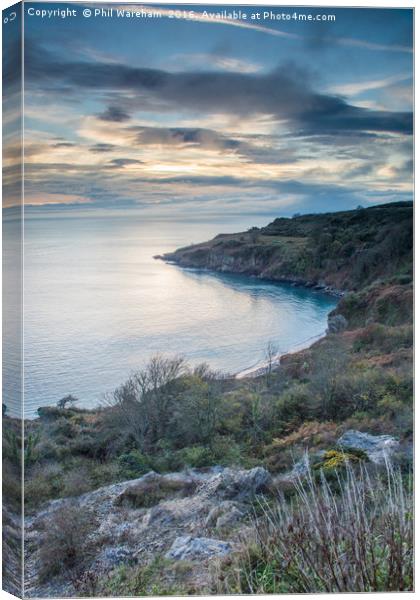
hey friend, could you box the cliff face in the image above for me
[160,202,413,294]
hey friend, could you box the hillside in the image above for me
[159,202,413,293]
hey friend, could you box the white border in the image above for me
[0,2,416,600]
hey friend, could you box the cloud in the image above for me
[328,73,412,97]
[53,142,77,148]
[108,158,143,168]
[89,143,116,153]
[98,105,131,122]
[26,48,413,136]
[169,53,262,74]
[131,125,240,151]
[95,4,412,54]
[25,193,92,206]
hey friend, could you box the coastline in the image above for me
[155,259,342,381]
[235,331,327,380]
[155,257,346,299]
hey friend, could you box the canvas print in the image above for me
[2,1,413,597]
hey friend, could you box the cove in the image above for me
[9,216,338,417]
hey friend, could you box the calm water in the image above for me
[4,215,337,417]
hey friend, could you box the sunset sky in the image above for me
[4,2,413,218]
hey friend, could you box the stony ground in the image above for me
[23,429,407,598]
[24,466,270,597]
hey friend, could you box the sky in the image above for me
[3,2,414,219]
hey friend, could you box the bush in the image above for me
[179,445,211,468]
[353,324,412,354]
[118,449,151,478]
[38,504,98,581]
[312,447,368,471]
[25,464,64,509]
[115,475,197,509]
[216,463,413,593]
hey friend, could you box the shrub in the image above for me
[353,324,413,354]
[25,463,64,509]
[312,447,368,471]
[62,467,93,497]
[115,475,197,509]
[179,445,211,468]
[216,463,413,593]
[38,504,98,581]
[118,449,151,478]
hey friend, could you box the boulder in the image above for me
[165,536,232,561]
[198,467,271,501]
[205,501,244,529]
[337,430,399,464]
[327,314,348,333]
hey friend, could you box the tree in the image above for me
[265,340,279,385]
[109,355,186,451]
[57,394,78,409]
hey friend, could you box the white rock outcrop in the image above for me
[337,430,399,464]
[165,536,232,560]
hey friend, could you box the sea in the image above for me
[3,213,337,418]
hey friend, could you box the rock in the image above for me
[216,506,244,529]
[165,536,232,561]
[143,505,176,527]
[94,546,136,570]
[205,501,244,529]
[337,430,399,464]
[25,466,267,596]
[327,313,348,333]
[286,454,311,481]
[275,452,319,483]
[198,467,271,501]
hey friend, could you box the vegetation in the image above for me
[2,201,413,594]
[216,463,413,593]
[115,475,198,509]
[38,504,98,581]
[162,201,413,292]
[4,281,411,513]
[79,558,189,597]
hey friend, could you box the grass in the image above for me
[216,461,413,593]
[79,558,192,597]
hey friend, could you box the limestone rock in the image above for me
[337,430,399,464]
[165,536,232,561]
[198,467,271,501]
[205,501,244,529]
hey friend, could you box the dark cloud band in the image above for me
[26,46,412,136]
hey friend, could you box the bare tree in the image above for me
[107,355,186,451]
[265,340,279,384]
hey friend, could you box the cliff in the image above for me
[159,202,413,294]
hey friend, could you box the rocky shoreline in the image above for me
[154,256,346,299]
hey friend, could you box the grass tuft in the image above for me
[216,461,413,593]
